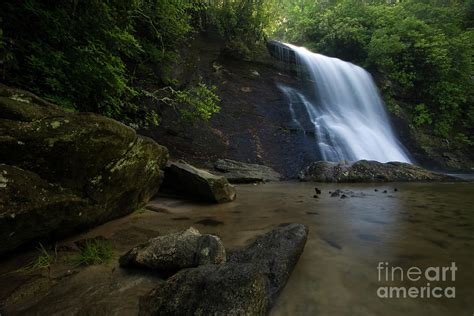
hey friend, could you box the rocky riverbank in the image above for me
[0,208,308,315]
[299,160,459,182]
[0,84,308,315]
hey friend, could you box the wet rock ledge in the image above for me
[213,159,282,184]
[299,160,459,182]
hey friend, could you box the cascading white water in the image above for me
[278,43,411,163]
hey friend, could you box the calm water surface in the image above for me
[3,181,473,315]
[151,181,474,316]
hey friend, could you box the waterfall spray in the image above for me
[276,43,411,163]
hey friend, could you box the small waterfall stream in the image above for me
[275,42,411,163]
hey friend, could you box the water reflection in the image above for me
[150,181,474,316]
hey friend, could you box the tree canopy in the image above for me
[273,0,473,144]
[0,0,472,147]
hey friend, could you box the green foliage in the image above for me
[142,80,221,123]
[1,0,471,147]
[74,239,113,266]
[274,0,473,143]
[201,0,278,59]
[2,1,140,116]
[0,0,213,126]
[413,104,432,127]
[454,132,473,147]
[18,243,55,273]
[175,83,221,122]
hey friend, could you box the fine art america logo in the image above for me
[377,262,457,299]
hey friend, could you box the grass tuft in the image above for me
[75,239,113,266]
[135,207,147,214]
[16,243,55,274]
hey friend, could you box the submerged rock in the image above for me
[213,159,282,183]
[0,84,169,254]
[139,223,308,315]
[299,160,458,182]
[120,227,226,271]
[162,161,236,203]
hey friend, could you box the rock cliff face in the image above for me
[141,37,473,177]
[0,84,169,254]
[140,36,310,178]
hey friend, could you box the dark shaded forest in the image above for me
[1,0,472,147]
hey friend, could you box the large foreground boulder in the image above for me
[162,161,236,203]
[214,159,282,183]
[139,223,308,315]
[0,84,169,254]
[299,160,457,182]
[120,227,226,271]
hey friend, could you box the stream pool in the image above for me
[153,181,474,315]
[1,181,473,315]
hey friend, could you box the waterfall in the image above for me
[276,42,411,163]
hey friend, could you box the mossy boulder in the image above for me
[299,160,458,182]
[0,84,169,254]
[0,164,88,252]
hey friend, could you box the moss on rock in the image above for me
[0,85,169,254]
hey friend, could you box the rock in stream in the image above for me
[299,160,458,182]
[120,227,226,271]
[161,161,236,203]
[213,159,282,183]
[139,223,308,315]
